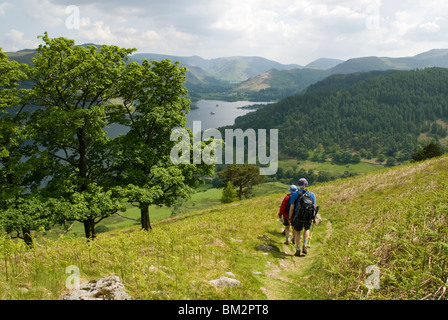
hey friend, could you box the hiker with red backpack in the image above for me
[288,178,317,257]
[278,185,298,245]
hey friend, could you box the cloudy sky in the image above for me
[1,0,448,65]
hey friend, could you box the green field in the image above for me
[278,158,385,176]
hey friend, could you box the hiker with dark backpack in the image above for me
[278,185,298,245]
[288,178,317,257]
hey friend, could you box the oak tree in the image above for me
[113,59,214,231]
[27,33,135,239]
[0,49,50,245]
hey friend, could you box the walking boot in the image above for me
[302,245,308,255]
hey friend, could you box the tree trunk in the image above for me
[77,128,94,240]
[22,228,33,247]
[83,219,96,240]
[238,185,243,200]
[77,129,88,190]
[141,206,152,231]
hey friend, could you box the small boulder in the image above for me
[208,276,241,288]
[60,276,132,300]
[257,244,274,252]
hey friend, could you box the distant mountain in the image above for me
[129,53,301,83]
[305,58,345,70]
[329,49,448,74]
[5,45,448,102]
[232,68,330,100]
[234,49,448,99]
[4,49,35,65]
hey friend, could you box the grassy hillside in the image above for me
[312,154,448,299]
[49,156,384,239]
[39,182,289,239]
[0,155,447,300]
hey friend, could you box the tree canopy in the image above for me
[218,164,264,200]
[112,59,214,230]
[412,142,444,162]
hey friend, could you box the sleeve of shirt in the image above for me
[289,192,298,205]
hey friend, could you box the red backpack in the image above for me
[278,194,291,220]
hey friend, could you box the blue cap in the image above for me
[288,185,298,193]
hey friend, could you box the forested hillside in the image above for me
[232,68,330,101]
[233,68,448,163]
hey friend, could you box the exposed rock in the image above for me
[151,290,168,297]
[257,244,274,252]
[18,287,29,294]
[208,276,241,288]
[314,213,323,225]
[60,276,132,300]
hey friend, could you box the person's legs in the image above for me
[284,224,290,244]
[303,229,310,247]
[302,229,309,254]
[302,221,312,254]
[282,218,291,244]
[291,226,295,244]
[293,220,303,256]
[295,232,301,256]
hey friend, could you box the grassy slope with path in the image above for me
[44,159,384,239]
[1,156,446,300]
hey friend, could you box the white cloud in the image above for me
[3,0,448,64]
[141,30,161,41]
[77,21,114,43]
[403,20,445,43]
[420,21,441,33]
[23,0,66,27]
[3,29,40,51]
[0,2,13,15]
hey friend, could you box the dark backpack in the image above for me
[293,190,315,222]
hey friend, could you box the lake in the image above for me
[186,100,273,133]
[104,100,272,138]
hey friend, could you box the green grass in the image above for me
[1,156,447,300]
[278,158,385,176]
[0,196,303,300]
[45,182,289,240]
[307,155,448,299]
[86,156,385,237]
